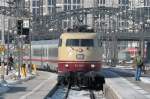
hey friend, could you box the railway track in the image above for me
[89,90,95,99]
[48,85,105,99]
[64,82,72,99]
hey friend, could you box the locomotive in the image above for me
[58,33,105,89]
[23,31,105,89]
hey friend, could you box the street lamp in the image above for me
[29,28,32,74]
[6,29,12,75]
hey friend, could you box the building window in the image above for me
[99,0,105,4]
[145,0,150,6]
[68,5,71,10]
[119,0,129,4]
[73,5,76,9]
[77,0,80,4]
[73,0,76,4]
[32,1,36,7]
[52,0,55,5]
[48,7,51,13]
[68,0,71,4]
[37,1,39,6]
[97,0,99,4]
[64,5,67,10]
[48,0,51,5]
[32,0,40,7]
[64,0,67,3]
[103,0,105,4]
[48,0,54,5]
[32,8,36,15]
[100,0,102,4]
[37,8,39,14]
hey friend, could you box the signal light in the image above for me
[17,20,23,35]
[17,19,30,35]
[23,28,29,35]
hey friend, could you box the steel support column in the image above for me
[146,42,150,62]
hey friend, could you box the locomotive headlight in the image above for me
[65,64,69,68]
[91,64,95,68]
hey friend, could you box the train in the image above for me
[117,47,147,64]
[58,33,105,89]
[118,50,132,64]
[24,40,58,72]
[125,47,146,58]
[24,32,105,89]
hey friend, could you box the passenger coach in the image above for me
[24,40,58,71]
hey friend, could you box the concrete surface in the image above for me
[0,71,57,99]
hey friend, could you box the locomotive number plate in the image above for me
[76,54,84,60]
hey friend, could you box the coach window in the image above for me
[33,49,42,57]
[59,39,62,46]
[66,39,79,46]
[80,39,94,47]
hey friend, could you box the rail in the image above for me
[90,90,96,99]
[64,81,72,99]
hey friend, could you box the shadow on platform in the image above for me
[0,86,27,98]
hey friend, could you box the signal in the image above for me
[17,19,30,35]
[17,20,23,35]
[23,19,30,35]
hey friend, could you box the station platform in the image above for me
[103,66,150,99]
[0,71,57,99]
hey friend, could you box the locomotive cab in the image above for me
[57,32,105,90]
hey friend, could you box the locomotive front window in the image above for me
[66,39,94,47]
[81,39,94,47]
[66,39,79,46]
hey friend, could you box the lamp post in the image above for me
[138,0,145,58]
[0,14,5,83]
[6,29,12,75]
[29,28,32,74]
[0,0,6,84]
[139,22,145,58]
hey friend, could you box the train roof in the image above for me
[31,39,59,45]
[60,33,97,39]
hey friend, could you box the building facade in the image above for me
[29,0,122,28]
[0,0,9,42]
[145,0,150,6]
[29,0,150,30]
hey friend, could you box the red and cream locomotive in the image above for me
[58,32,105,89]
[23,30,105,89]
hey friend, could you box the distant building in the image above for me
[29,0,149,31]
[62,0,82,28]
[47,0,56,14]
[30,0,40,16]
[29,0,123,28]
[145,0,150,6]
[0,0,9,34]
